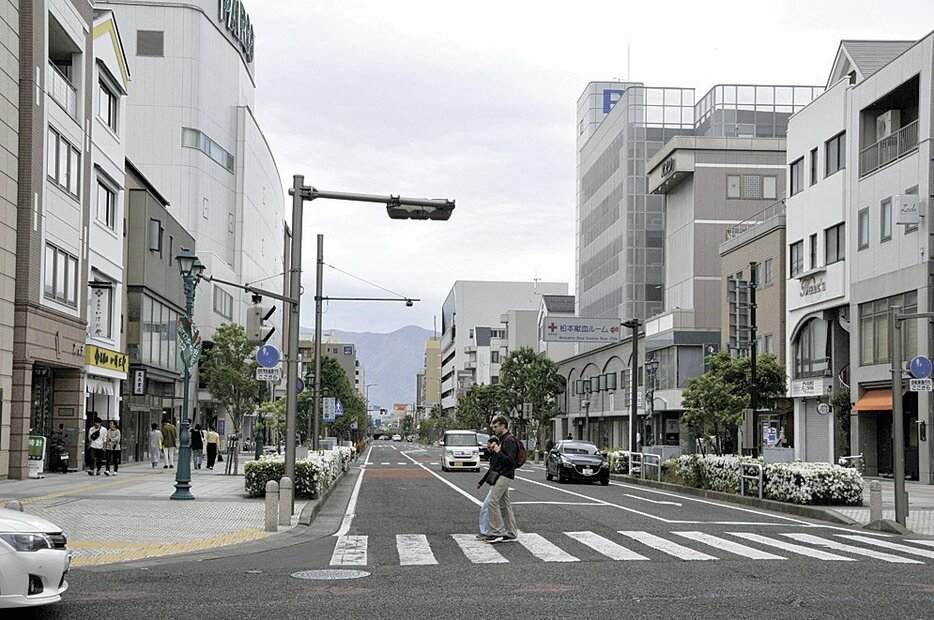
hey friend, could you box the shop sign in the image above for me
[133,370,146,395]
[218,0,255,62]
[790,377,833,397]
[799,274,827,298]
[86,344,128,373]
[27,436,46,478]
[895,194,920,225]
[661,157,675,177]
[543,317,622,343]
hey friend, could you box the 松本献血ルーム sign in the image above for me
[542,317,622,343]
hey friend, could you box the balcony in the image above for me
[47,62,77,118]
[859,120,919,177]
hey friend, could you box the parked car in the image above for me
[476,433,491,460]
[545,440,609,485]
[0,507,71,609]
[440,430,480,472]
[392,434,402,442]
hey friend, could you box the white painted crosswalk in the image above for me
[328,530,933,568]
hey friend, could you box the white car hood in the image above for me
[0,508,62,533]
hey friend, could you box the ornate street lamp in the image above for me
[172,247,204,500]
[644,357,659,447]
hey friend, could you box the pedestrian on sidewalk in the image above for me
[487,414,519,544]
[190,424,205,469]
[104,420,121,476]
[148,423,162,468]
[475,435,502,541]
[86,418,105,476]
[162,419,178,469]
[205,426,219,470]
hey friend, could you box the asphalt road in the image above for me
[18,441,934,619]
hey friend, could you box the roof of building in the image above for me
[827,40,916,87]
[542,295,575,313]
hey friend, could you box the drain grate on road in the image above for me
[291,569,370,580]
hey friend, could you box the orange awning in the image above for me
[852,388,906,411]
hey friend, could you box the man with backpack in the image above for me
[486,414,524,543]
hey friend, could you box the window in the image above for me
[97,181,116,229]
[181,127,234,172]
[98,81,118,132]
[46,127,80,198]
[794,318,829,378]
[825,131,846,177]
[858,208,869,250]
[140,294,179,371]
[809,234,818,270]
[880,197,892,242]
[148,218,162,252]
[763,258,774,285]
[491,351,500,363]
[763,176,777,199]
[213,286,233,319]
[789,157,804,195]
[88,283,114,339]
[742,175,761,199]
[809,147,818,185]
[727,175,741,198]
[137,30,164,57]
[825,223,845,264]
[764,334,774,355]
[44,244,79,307]
[859,291,918,365]
[905,186,919,234]
[789,240,804,277]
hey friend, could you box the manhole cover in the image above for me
[291,569,370,581]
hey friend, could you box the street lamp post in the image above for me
[172,248,205,500]
[622,319,641,453]
[645,357,659,447]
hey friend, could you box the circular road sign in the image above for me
[256,345,280,368]
[296,378,305,393]
[817,402,831,415]
[910,355,933,379]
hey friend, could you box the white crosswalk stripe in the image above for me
[836,535,934,559]
[618,530,717,561]
[909,539,934,549]
[331,535,368,566]
[673,531,786,560]
[396,534,438,566]
[517,533,579,562]
[728,532,854,561]
[782,533,924,564]
[565,531,649,561]
[451,534,509,563]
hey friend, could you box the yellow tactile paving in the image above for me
[69,528,273,566]
[19,473,163,505]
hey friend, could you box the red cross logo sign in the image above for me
[548,322,558,333]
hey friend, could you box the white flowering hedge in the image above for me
[607,451,630,475]
[668,454,863,506]
[244,446,356,498]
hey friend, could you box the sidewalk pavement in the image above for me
[820,477,934,536]
[0,457,308,567]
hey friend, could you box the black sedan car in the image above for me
[545,440,609,485]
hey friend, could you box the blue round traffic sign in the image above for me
[910,355,933,379]
[256,345,280,368]
[296,378,305,393]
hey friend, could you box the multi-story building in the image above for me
[298,334,359,389]
[8,0,96,479]
[440,280,567,412]
[0,0,20,477]
[98,0,285,431]
[419,336,441,409]
[84,9,130,434]
[538,295,576,363]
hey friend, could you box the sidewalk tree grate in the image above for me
[291,569,370,580]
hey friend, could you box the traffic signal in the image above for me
[246,304,276,345]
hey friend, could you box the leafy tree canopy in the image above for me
[200,323,262,435]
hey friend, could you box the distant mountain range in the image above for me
[303,325,435,411]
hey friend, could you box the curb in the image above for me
[610,473,859,526]
[297,468,345,526]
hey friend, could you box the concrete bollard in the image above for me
[869,480,882,523]
[265,480,279,532]
[3,500,24,512]
[279,476,293,526]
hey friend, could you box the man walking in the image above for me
[86,418,105,476]
[486,414,519,543]
[162,419,178,469]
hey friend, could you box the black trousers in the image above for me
[207,444,217,468]
[106,450,121,471]
[90,448,105,471]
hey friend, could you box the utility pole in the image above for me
[623,318,640,453]
[749,261,758,413]
[311,234,324,450]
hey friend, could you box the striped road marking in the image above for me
[618,531,717,561]
[782,534,924,564]
[909,540,934,549]
[330,535,368,566]
[517,533,579,562]
[836,535,934,559]
[565,531,649,561]
[396,534,438,566]
[673,531,785,560]
[451,534,508,563]
[728,532,854,561]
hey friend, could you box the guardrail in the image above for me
[838,453,865,474]
[623,451,661,482]
[739,462,764,499]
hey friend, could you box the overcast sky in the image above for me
[247,0,933,334]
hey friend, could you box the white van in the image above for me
[440,430,480,472]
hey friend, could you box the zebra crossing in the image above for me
[329,529,934,567]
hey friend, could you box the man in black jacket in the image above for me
[486,414,518,543]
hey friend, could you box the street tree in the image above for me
[456,383,501,431]
[298,356,365,444]
[200,323,262,436]
[497,347,565,447]
[400,414,414,437]
[680,351,787,454]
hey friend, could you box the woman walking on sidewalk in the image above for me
[104,420,121,476]
[205,426,219,470]
[148,423,163,469]
[190,424,205,469]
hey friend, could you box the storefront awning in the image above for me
[852,388,906,411]
[86,378,115,396]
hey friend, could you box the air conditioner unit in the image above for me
[876,110,900,139]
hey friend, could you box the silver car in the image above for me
[0,507,71,609]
